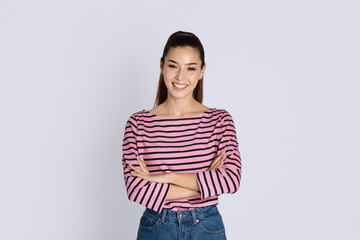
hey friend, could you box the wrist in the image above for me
[167,172,175,184]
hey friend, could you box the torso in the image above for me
[134,107,225,211]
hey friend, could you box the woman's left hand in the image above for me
[129,155,171,184]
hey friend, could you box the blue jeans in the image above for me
[136,205,227,240]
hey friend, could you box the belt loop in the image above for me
[191,209,198,224]
[160,209,167,222]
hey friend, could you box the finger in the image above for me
[129,164,146,175]
[220,153,226,161]
[212,153,227,170]
[130,170,138,177]
[129,164,151,181]
[140,157,150,175]
[210,159,223,170]
[215,152,225,161]
[213,159,225,170]
[128,164,139,173]
[219,154,226,165]
[208,164,216,171]
[128,164,138,176]
[136,156,147,173]
[137,156,150,174]
[128,164,136,171]
[209,161,218,170]
[209,160,220,170]
[219,159,225,168]
[210,157,223,170]
[213,152,224,165]
[218,156,226,168]
[211,152,225,167]
[130,169,147,179]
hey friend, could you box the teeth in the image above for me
[173,83,187,88]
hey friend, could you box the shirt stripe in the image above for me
[122,108,242,212]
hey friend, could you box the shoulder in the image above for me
[211,109,237,130]
[212,108,233,119]
[125,109,146,125]
[130,109,145,119]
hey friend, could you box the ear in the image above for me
[160,58,164,75]
[200,63,206,79]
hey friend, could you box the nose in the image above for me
[175,68,185,81]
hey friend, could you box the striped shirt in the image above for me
[122,108,242,213]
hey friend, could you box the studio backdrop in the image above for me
[0,0,359,239]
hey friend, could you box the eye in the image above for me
[168,64,177,69]
[188,67,196,71]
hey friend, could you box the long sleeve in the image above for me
[195,110,242,199]
[122,115,170,212]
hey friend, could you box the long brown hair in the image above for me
[154,31,206,107]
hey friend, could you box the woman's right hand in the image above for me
[209,152,227,170]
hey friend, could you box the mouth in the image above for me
[172,82,188,91]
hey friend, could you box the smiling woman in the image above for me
[160,46,205,100]
[121,31,242,240]
[154,31,206,114]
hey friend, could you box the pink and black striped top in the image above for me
[122,108,242,213]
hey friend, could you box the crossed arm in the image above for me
[128,153,227,200]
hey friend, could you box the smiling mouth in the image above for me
[173,83,188,90]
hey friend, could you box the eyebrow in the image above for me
[168,59,198,66]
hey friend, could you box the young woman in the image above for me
[122,31,242,240]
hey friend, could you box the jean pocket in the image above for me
[197,211,225,235]
[139,212,160,231]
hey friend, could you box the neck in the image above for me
[162,97,200,115]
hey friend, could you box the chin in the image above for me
[168,92,189,99]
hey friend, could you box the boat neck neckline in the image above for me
[143,108,215,119]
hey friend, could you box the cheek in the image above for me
[187,75,200,87]
[163,72,174,87]
[163,69,175,80]
[190,72,202,81]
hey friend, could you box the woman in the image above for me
[122,31,242,240]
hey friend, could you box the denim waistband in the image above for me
[144,205,219,224]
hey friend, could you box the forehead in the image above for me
[165,46,201,63]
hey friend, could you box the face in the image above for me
[161,46,206,101]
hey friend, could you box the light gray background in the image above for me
[1,0,359,239]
